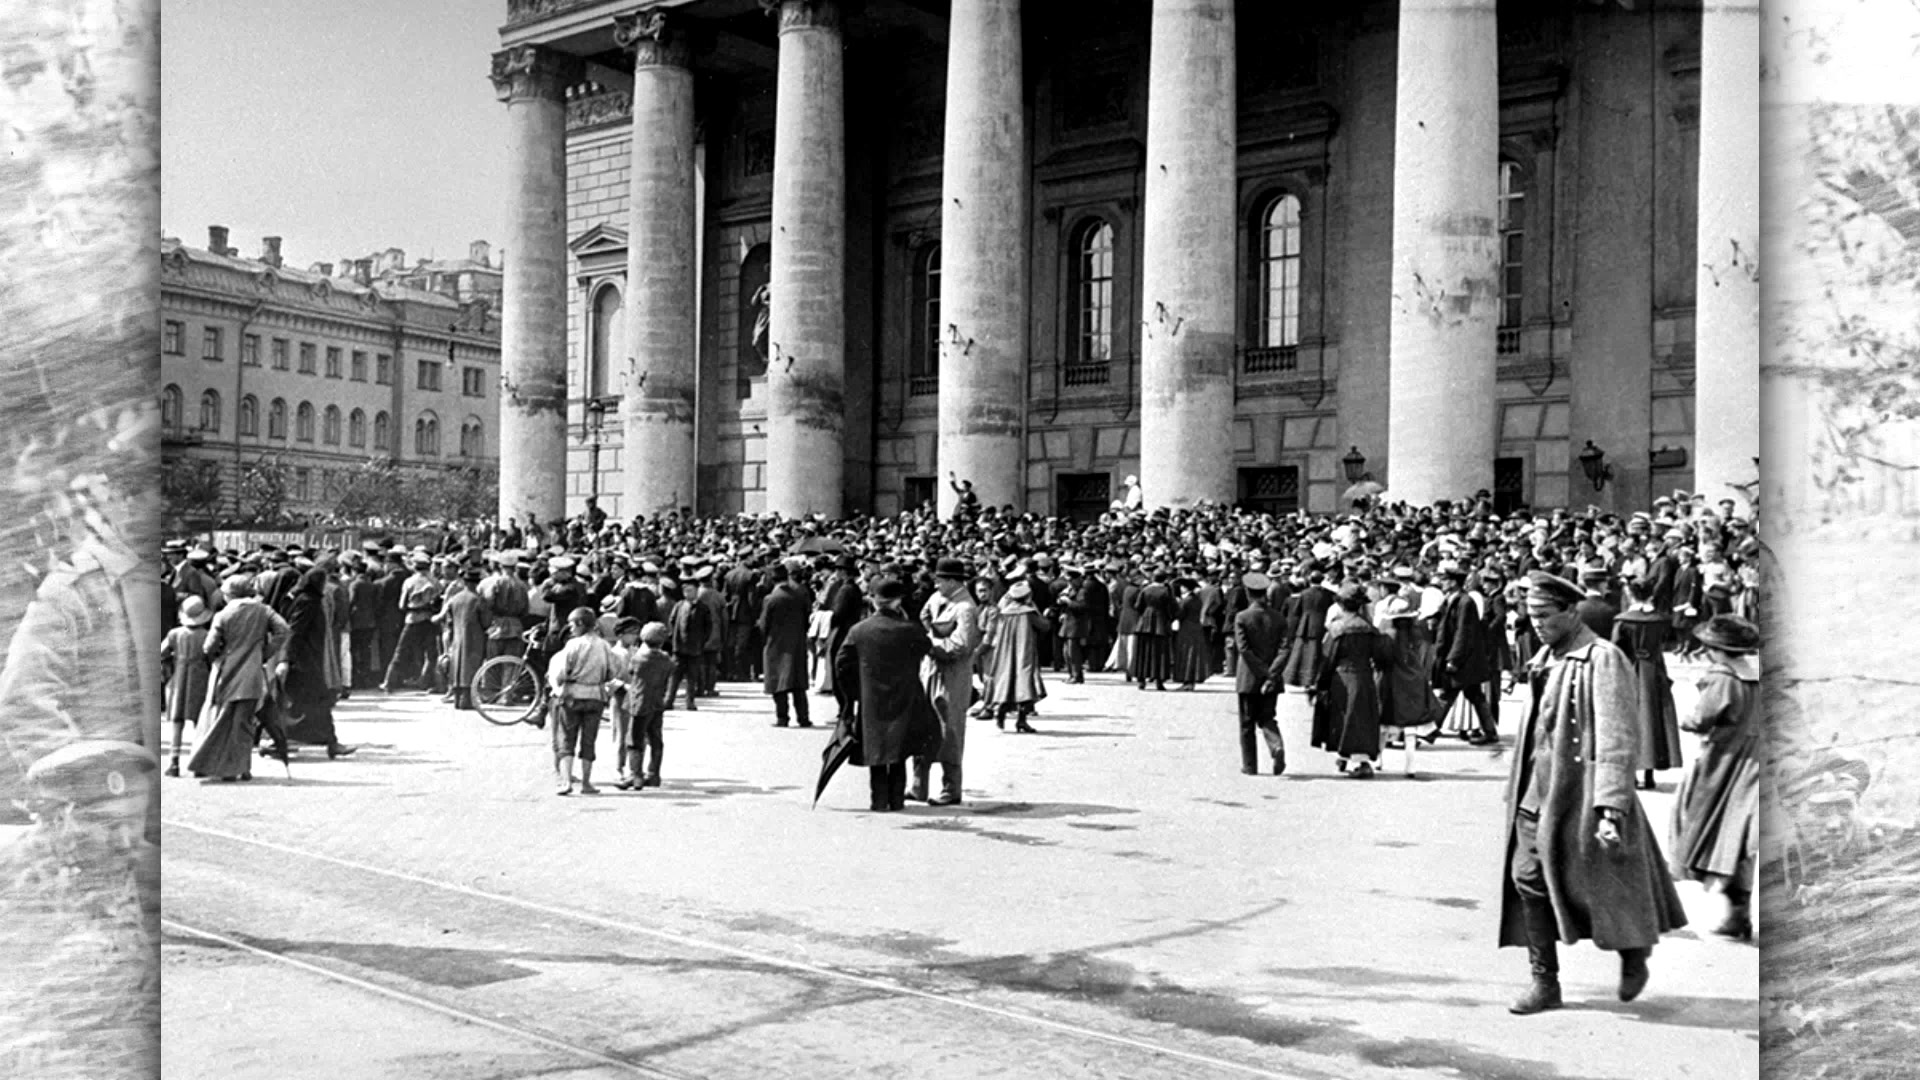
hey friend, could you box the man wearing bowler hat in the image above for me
[1498,570,1686,1015]
[911,557,982,805]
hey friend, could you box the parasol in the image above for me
[1342,480,1386,503]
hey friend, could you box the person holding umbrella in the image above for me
[831,578,940,812]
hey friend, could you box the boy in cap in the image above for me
[548,606,615,795]
[620,621,675,789]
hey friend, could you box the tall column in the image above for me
[615,12,698,519]
[937,0,1029,516]
[1140,0,1237,510]
[491,45,580,528]
[1384,0,1500,504]
[765,0,846,518]
[1694,1,1759,511]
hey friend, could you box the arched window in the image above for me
[161,384,183,431]
[588,283,622,401]
[238,394,259,437]
[373,411,391,452]
[295,402,315,442]
[1069,219,1115,364]
[1498,159,1527,348]
[199,389,222,433]
[736,241,771,393]
[415,411,439,456]
[909,242,940,385]
[349,408,367,448]
[1255,193,1302,350]
[268,398,288,440]
[460,418,484,458]
[323,405,342,445]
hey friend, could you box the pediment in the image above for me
[569,223,629,257]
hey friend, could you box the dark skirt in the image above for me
[1131,633,1172,683]
[1280,637,1322,688]
[1172,624,1212,684]
[1671,728,1760,890]
[283,694,339,746]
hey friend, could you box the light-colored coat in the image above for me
[920,586,981,764]
[1498,625,1688,951]
[204,596,290,707]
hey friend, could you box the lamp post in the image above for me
[586,397,608,504]
[1578,439,1614,492]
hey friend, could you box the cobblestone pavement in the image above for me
[163,661,1756,1079]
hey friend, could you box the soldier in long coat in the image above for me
[834,579,939,812]
[757,563,813,727]
[912,558,982,804]
[1499,571,1687,1016]
[1231,575,1289,776]
[439,566,491,710]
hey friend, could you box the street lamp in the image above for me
[586,397,608,502]
[1578,439,1614,492]
[1341,446,1369,483]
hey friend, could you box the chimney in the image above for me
[468,240,491,268]
[261,236,283,268]
[352,258,373,285]
[312,262,334,278]
[208,225,230,255]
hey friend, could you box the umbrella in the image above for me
[1342,480,1386,503]
[812,717,861,809]
[789,535,846,555]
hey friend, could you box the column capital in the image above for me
[614,11,693,69]
[490,45,582,104]
[760,0,840,34]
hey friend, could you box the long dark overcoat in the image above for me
[1280,584,1334,687]
[1610,610,1683,772]
[1498,626,1688,951]
[1311,614,1394,758]
[440,586,490,691]
[1432,590,1492,688]
[834,609,940,767]
[758,581,812,694]
[1670,659,1760,890]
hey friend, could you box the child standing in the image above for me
[620,621,676,790]
[607,618,641,787]
[161,596,213,777]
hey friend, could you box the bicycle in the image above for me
[470,627,550,727]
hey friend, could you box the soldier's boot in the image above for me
[907,760,931,803]
[932,764,963,806]
[1510,900,1563,1015]
[1239,726,1259,775]
[1617,946,1652,1002]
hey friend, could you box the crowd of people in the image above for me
[155,487,1766,1011]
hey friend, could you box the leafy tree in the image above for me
[160,457,224,533]
[237,453,292,527]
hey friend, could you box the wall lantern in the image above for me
[1341,446,1369,483]
[1578,440,1614,491]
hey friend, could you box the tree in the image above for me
[238,453,292,527]
[161,457,224,534]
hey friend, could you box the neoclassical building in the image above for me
[160,227,502,523]
[492,0,1756,524]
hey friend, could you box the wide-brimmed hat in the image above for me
[933,557,970,580]
[1382,594,1420,620]
[1003,579,1033,602]
[1693,614,1759,655]
[178,595,212,626]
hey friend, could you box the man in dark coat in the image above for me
[1109,563,1140,676]
[1499,571,1686,1015]
[1280,571,1334,690]
[757,562,812,727]
[1080,567,1111,673]
[834,578,936,812]
[375,551,408,674]
[1431,561,1496,745]
[348,557,385,685]
[1054,567,1090,683]
[1575,566,1619,640]
[1197,570,1227,676]
[1130,570,1177,691]
[825,557,866,719]
[694,565,727,695]
[724,557,765,681]
[1231,575,1290,776]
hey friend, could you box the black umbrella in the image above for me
[812,716,862,809]
[789,535,847,556]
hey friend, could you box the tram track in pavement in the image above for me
[166,819,1320,1080]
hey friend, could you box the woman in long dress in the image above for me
[981,578,1048,732]
[1377,594,1440,777]
[282,567,352,756]
[1311,583,1395,779]
[187,575,289,781]
[1612,576,1683,790]
[1669,614,1761,941]
[1171,579,1212,690]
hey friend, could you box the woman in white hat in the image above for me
[161,595,214,777]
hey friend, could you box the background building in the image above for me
[491,0,1754,524]
[160,226,502,528]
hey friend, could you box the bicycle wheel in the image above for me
[471,655,542,727]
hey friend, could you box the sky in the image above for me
[161,0,509,269]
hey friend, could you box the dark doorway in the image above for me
[1493,457,1525,515]
[903,475,936,514]
[1237,466,1300,516]
[1056,472,1111,522]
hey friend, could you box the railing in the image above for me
[1063,361,1111,387]
[908,374,939,397]
[1242,345,1298,374]
[1497,327,1522,356]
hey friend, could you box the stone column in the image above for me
[1139,0,1237,510]
[615,12,698,519]
[1693,1,1759,511]
[490,45,580,528]
[937,0,1029,516]
[764,0,846,518]
[1384,0,1500,504]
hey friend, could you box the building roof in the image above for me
[161,236,496,328]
